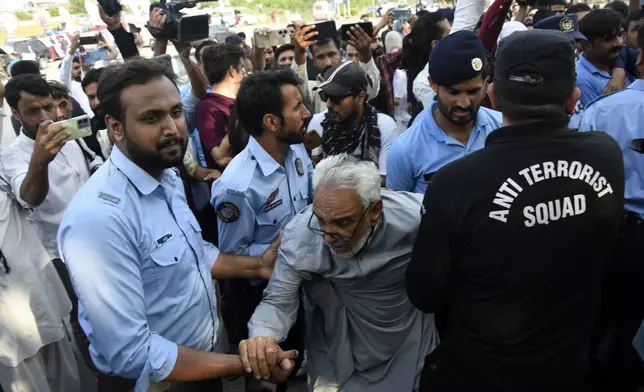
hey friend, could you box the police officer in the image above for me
[58,59,296,391]
[210,68,313,389]
[578,27,644,391]
[406,30,625,392]
[386,31,503,193]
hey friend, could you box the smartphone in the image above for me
[97,0,123,17]
[54,115,92,141]
[254,28,292,48]
[393,8,412,21]
[303,131,323,151]
[79,36,99,46]
[340,22,374,41]
[313,21,338,41]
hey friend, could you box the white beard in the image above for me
[329,225,373,258]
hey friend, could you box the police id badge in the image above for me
[295,158,304,176]
[216,202,240,223]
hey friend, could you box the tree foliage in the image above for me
[14,11,33,21]
[69,0,87,15]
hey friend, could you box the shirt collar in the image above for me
[578,54,611,78]
[110,145,161,196]
[485,117,571,146]
[627,79,644,91]
[248,136,282,176]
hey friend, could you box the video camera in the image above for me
[149,0,210,42]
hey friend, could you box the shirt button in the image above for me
[250,156,256,160]
[273,219,277,224]
[174,257,178,261]
[293,197,296,201]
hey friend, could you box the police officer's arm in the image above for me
[406,179,454,313]
[59,206,293,386]
[211,234,280,280]
[385,137,416,192]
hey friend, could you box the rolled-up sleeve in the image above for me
[361,59,381,100]
[58,207,178,388]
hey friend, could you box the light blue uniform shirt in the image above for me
[576,54,634,108]
[181,83,211,167]
[386,102,502,193]
[58,146,220,391]
[211,136,313,257]
[579,79,644,217]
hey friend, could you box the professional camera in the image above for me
[148,0,210,42]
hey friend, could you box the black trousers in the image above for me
[587,211,644,391]
[96,373,223,392]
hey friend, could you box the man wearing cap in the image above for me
[407,29,624,392]
[306,61,398,184]
[386,31,502,194]
[578,27,644,391]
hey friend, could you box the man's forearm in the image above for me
[166,346,246,382]
[179,56,208,99]
[108,25,139,59]
[211,253,264,279]
[20,161,50,206]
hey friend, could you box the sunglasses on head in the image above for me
[319,90,353,104]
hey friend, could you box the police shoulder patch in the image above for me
[216,202,240,223]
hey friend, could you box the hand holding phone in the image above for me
[53,115,92,142]
[340,22,373,42]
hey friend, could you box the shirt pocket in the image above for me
[144,237,188,294]
[255,203,290,240]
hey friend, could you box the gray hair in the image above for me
[313,154,381,209]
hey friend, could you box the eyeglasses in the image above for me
[307,203,373,243]
[319,91,353,105]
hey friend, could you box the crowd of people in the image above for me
[1,0,644,391]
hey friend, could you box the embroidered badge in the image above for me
[295,158,304,176]
[471,57,483,72]
[559,16,574,33]
[265,188,279,207]
[216,202,240,223]
[98,191,121,204]
[264,199,283,213]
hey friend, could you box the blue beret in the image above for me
[534,14,587,41]
[438,8,455,21]
[428,30,486,87]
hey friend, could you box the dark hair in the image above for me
[415,9,430,18]
[310,38,341,56]
[274,43,295,61]
[48,81,71,100]
[72,56,80,64]
[201,43,245,85]
[97,58,178,121]
[82,67,104,90]
[566,3,591,14]
[228,103,250,156]
[626,9,644,30]
[9,60,40,77]
[5,74,52,110]
[533,10,555,25]
[236,68,302,137]
[579,9,623,43]
[401,12,447,86]
[237,32,246,39]
[195,39,217,64]
[604,0,629,18]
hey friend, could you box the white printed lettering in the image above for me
[593,176,606,193]
[598,183,614,198]
[557,160,569,178]
[493,192,514,209]
[589,171,600,187]
[569,161,582,179]
[524,206,536,227]
[507,178,523,193]
[543,161,556,180]
[518,168,534,186]
[523,194,587,227]
[489,210,509,223]
[530,164,545,183]
[499,180,520,197]
[578,164,594,183]
[574,194,586,214]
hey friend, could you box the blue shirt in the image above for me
[181,83,211,167]
[58,146,220,391]
[579,79,644,217]
[386,103,502,193]
[576,54,634,108]
[211,137,313,257]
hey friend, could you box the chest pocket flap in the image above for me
[150,236,188,267]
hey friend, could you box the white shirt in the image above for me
[412,0,485,108]
[393,69,412,127]
[0,181,71,366]
[0,133,90,258]
[307,110,398,176]
[60,54,94,117]
[292,59,382,114]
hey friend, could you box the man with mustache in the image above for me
[60,32,95,117]
[577,9,634,107]
[386,31,502,194]
[306,61,399,186]
[58,59,296,391]
[210,68,313,391]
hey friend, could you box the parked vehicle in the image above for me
[313,1,334,20]
[238,14,258,25]
[5,38,51,69]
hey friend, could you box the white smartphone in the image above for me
[254,28,292,48]
[53,115,92,141]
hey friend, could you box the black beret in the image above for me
[428,30,486,87]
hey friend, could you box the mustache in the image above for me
[451,106,474,114]
[157,136,184,149]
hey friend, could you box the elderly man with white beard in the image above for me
[239,153,438,391]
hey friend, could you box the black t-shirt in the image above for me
[407,118,625,392]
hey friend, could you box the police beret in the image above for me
[534,14,587,41]
[428,31,486,87]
